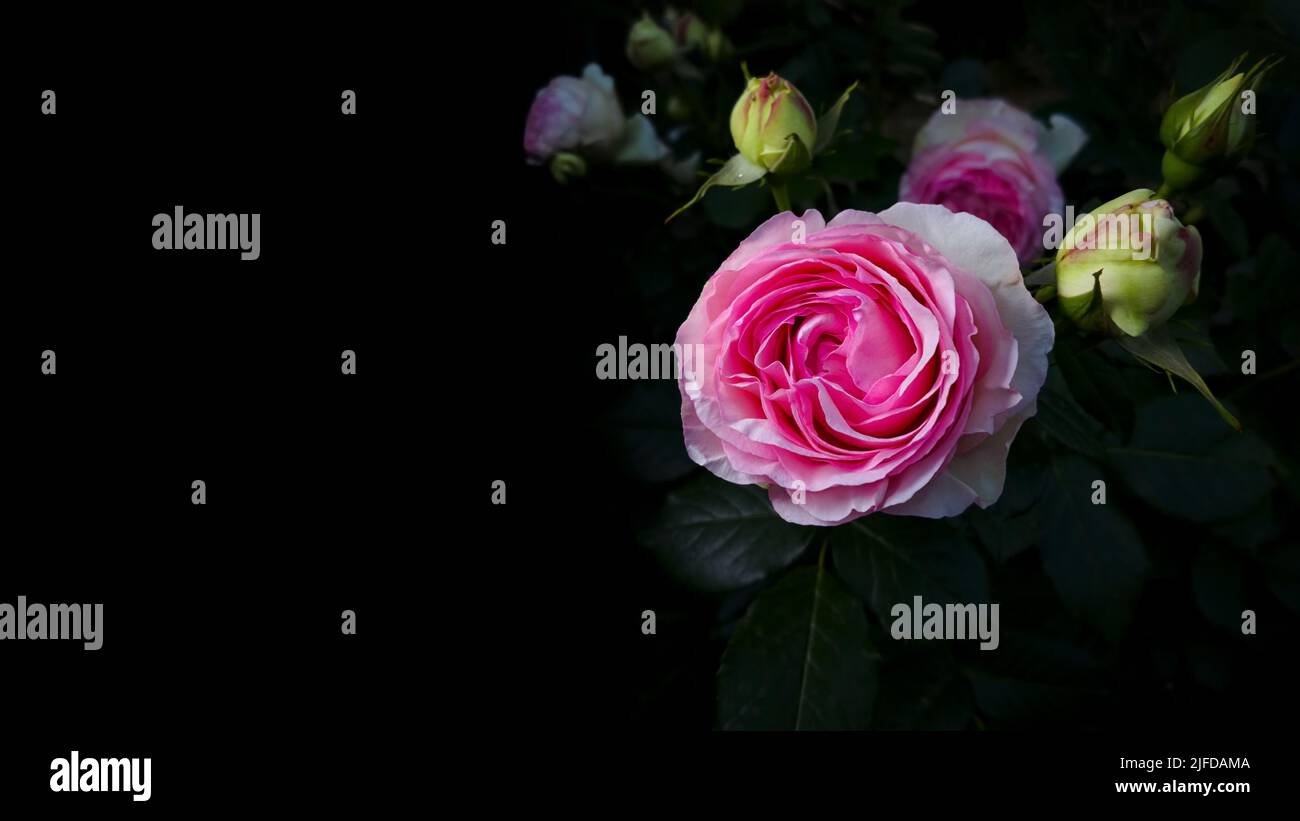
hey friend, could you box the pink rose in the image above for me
[524,64,627,162]
[900,99,1086,265]
[675,205,1053,526]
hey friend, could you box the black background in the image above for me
[1,27,425,811]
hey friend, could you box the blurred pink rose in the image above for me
[523,63,668,166]
[676,205,1053,526]
[523,64,627,162]
[900,99,1086,265]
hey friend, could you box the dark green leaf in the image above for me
[1109,394,1275,523]
[1210,499,1280,556]
[965,629,1106,725]
[1226,235,1299,328]
[702,182,770,230]
[814,81,858,155]
[1191,547,1247,631]
[718,555,880,730]
[1117,325,1240,431]
[1054,341,1134,437]
[1039,454,1147,640]
[1202,185,1250,259]
[966,459,1046,563]
[1169,320,1229,377]
[665,153,766,223]
[968,505,1042,564]
[815,139,877,183]
[638,474,814,592]
[830,515,988,619]
[1035,367,1112,459]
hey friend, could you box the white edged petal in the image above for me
[720,209,826,271]
[877,201,1053,419]
[878,470,979,519]
[946,401,1035,506]
[680,393,767,487]
[614,114,670,164]
[876,201,1054,514]
[580,63,615,93]
[1041,113,1088,172]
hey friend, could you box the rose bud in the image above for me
[1159,54,1279,193]
[729,72,817,176]
[626,14,676,72]
[523,64,628,164]
[1056,189,1202,337]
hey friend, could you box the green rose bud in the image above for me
[1056,189,1202,337]
[729,72,817,176]
[626,14,676,72]
[1158,54,1279,193]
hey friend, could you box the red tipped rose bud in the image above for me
[729,73,817,176]
[1056,189,1202,337]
